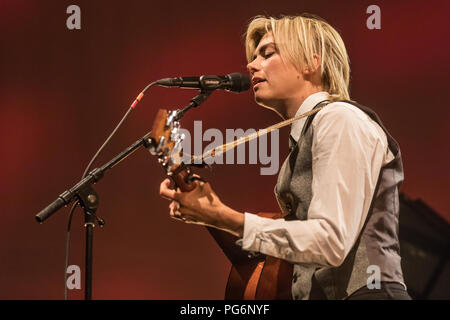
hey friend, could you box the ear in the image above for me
[303,54,321,75]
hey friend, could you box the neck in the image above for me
[282,83,324,119]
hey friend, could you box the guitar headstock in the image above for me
[149,109,196,192]
[149,109,184,174]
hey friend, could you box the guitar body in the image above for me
[226,253,293,300]
[207,212,293,300]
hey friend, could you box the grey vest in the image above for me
[275,100,405,300]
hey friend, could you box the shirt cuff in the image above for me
[240,212,297,262]
[241,212,268,253]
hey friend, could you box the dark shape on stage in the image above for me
[399,193,450,299]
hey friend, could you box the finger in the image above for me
[169,206,187,222]
[169,201,180,211]
[169,205,175,218]
[169,204,182,218]
[191,174,205,187]
[171,203,192,218]
[160,179,179,200]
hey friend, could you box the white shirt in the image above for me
[241,92,395,267]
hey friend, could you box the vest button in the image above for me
[285,203,294,215]
[282,192,295,214]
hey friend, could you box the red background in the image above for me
[1,0,449,299]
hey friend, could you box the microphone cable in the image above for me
[63,81,157,300]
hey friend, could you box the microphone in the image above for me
[156,73,251,93]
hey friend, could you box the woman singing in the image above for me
[159,14,411,300]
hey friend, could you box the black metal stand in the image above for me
[36,89,214,300]
[35,132,153,224]
[36,132,153,299]
[76,185,100,300]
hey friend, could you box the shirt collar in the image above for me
[290,91,330,142]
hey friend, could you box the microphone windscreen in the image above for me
[228,73,251,92]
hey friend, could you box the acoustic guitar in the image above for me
[148,109,293,299]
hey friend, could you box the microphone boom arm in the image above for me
[35,132,153,223]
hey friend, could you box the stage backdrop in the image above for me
[1,0,449,299]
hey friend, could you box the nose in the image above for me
[247,58,260,76]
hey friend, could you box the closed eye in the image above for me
[264,51,275,59]
[252,42,277,61]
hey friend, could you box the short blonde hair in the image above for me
[245,14,351,101]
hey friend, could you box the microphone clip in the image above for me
[174,89,213,121]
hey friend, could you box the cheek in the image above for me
[261,64,281,94]
[262,59,281,77]
[263,59,296,85]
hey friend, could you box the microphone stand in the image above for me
[35,90,213,300]
[36,132,153,299]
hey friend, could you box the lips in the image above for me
[252,77,266,88]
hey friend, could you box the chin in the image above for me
[254,90,271,106]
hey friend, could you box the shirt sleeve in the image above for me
[241,103,391,267]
